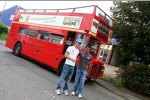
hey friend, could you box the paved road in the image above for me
[0,44,125,100]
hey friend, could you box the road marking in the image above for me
[43,90,59,100]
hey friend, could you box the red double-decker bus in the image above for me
[6,5,113,80]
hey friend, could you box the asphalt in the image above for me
[0,40,148,100]
[0,40,6,45]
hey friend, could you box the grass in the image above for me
[0,33,8,40]
[112,78,123,87]
[101,75,123,88]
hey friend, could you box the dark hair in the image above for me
[86,46,91,48]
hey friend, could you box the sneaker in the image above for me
[71,92,75,96]
[55,89,61,95]
[63,90,69,96]
[78,94,82,99]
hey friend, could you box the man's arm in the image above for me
[64,51,76,62]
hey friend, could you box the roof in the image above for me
[0,5,23,14]
[0,5,24,26]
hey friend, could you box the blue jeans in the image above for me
[71,68,86,95]
[56,64,75,91]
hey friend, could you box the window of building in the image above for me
[28,30,37,38]
[19,27,27,35]
[50,34,64,44]
[38,30,50,41]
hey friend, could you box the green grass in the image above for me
[112,78,123,87]
[101,75,123,88]
[0,33,8,40]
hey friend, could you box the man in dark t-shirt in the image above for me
[71,46,92,99]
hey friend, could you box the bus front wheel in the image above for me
[87,77,92,81]
[13,43,22,56]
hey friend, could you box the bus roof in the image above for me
[16,5,113,27]
[13,5,113,44]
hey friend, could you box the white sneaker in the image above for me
[63,90,69,96]
[55,89,61,95]
[78,94,82,99]
[71,92,75,96]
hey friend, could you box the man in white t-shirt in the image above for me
[55,40,82,96]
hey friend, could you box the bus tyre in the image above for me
[87,78,92,81]
[13,43,22,56]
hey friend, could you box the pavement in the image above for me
[0,40,149,100]
[96,64,148,100]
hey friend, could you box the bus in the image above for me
[6,5,113,80]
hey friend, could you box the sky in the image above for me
[0,1,113,16]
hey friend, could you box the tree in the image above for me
[0,22,8,35]
[111,1,150,65]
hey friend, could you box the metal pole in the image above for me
[0,0,7,23]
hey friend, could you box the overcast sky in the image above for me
[0,1,113,16]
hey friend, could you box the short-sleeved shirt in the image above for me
[78,52,92,71]
[65,46,79,66]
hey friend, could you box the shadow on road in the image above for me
[5,51,57,75]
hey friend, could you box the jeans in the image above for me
[56,64,75,91]
[71,68,86,95]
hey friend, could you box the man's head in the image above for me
[74,39,82,49]
[85,46,91,53]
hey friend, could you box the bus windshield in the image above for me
[88,37,100,55]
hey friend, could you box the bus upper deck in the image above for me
[13,5,113,44]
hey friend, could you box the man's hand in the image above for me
[64,52,76,62]
[72,59,76,62]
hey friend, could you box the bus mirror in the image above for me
[84,30,89,33]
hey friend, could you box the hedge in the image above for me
[0,22,8,35]
[119,63,150,96]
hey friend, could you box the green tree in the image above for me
[0,22,8,35]
[111,1,150,65]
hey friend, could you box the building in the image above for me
[99,38,120,66]
[0,5,23,27]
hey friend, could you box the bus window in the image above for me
[28,30,37,38]
[50,34,64,44]
[19,27,27,35]
[76,34,88,49]
[38,30,50,41]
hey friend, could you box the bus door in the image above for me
[23,29,39,59]
[63,31,76,54]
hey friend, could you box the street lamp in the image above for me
[0,1,7,23]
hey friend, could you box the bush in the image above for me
[119,63,150,96]
[0,33,8,40]
[0,22,8,35]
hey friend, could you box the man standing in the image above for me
[71,46,92,99]
[55,40,82,96]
